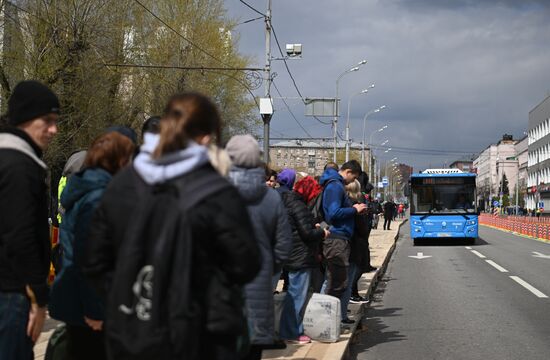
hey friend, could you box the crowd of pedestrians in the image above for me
[0,80,403,360]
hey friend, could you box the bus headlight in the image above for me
[467,220,476,225]
[413,220,422,225]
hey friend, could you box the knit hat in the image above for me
[7,80,60,126]
[225,134,262,169]
[277,168,296,190]
[105,125,138,145]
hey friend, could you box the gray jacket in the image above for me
[228,166,292,345]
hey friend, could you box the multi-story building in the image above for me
[515,136,528,207]
[526,95,550,212]
[269,139,369,176]
[450,159,474,172]
[473,134,518,209]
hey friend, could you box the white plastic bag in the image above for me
[303,293,341,342]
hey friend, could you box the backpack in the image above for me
[44,324,68,360]
[309,179,337,225]
[106,166,231,359]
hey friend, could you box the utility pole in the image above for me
[262,0,272,163]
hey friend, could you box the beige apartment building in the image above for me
[269,139,369,176]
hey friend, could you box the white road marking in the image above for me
[485,260,509,273]
[409,252,432,259]
[532,251,550,259]
[465,246,472,250]
[509,276,549,298]
[471,250,486,258]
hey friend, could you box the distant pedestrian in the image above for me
[226,135,292,358]
[277,171,328,344]
[49,131,136,360]
[319,160,365,325]
[383,198,395,230]
[0,80,59,359]
[84,92,261,359]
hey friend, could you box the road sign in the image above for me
[382,176,389,186]
[493,201,500,207]
[377,182,384,189]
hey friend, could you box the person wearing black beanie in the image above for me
[0,80,59,359]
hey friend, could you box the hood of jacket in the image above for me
[60,167,112,211]
[0,128,46,169]
[319,167,343,187]
[133,133,209,184]
[228,166,267,203]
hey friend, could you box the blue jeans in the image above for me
[279,269,311,340]
[0,291,33,360]
[341,263,358,321]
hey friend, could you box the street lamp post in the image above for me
[346,85,375,162]
[333,60,367,163]
[360,105,386,173]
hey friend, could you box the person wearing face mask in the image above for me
[0,80,60,359]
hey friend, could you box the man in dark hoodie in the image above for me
[0,80,59,358]
[319,160,365,324]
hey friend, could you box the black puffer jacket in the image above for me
[0,127,51,306]
[349,198,371,268]
[279,187,325,271]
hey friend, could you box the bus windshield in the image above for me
[411,180,476,215]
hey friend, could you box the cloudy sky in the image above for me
[223,0,550,170]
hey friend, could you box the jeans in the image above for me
[279,269,311,339]
[341,263,358,321]
[0,291,33,360]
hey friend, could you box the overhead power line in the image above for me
[133,0,230,67]
[272,80,314,138]
[239,0,266,17]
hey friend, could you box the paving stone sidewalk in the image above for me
[34,219,405,360]
[262,219,405,360]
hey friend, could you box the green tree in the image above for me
[500,174,510,195]
[0,0,257,170]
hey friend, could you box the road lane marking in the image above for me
[485,260,509,272]
[470,250,486,258]
[465,246,472,250]
[532,251,550,259]
[509,276,549,298]
[408,252,432,259]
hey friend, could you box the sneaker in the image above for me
[341,318,356,325]
[349,295,369,304]
[287,335,312,345]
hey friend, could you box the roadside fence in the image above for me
[480,214,550,241]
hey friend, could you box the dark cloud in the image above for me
[224,0,550,170]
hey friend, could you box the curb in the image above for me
[341,219,408,360]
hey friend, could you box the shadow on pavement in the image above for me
[413,237,489,247]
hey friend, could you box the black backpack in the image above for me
[106,166,231,359]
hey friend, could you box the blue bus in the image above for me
[409,169,478,245]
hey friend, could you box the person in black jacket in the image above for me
[0,80,59,359]
[277,171,329,344]
[383,198,396,230]
[83,93,261,359]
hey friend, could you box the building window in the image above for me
[308,155,315,169]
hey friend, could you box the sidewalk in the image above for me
[262,219,406,360]
[34,219,406,360]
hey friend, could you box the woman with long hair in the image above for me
[49,130,136,360]
[84,93,260,359]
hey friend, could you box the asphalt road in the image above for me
[349,224,550,360]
